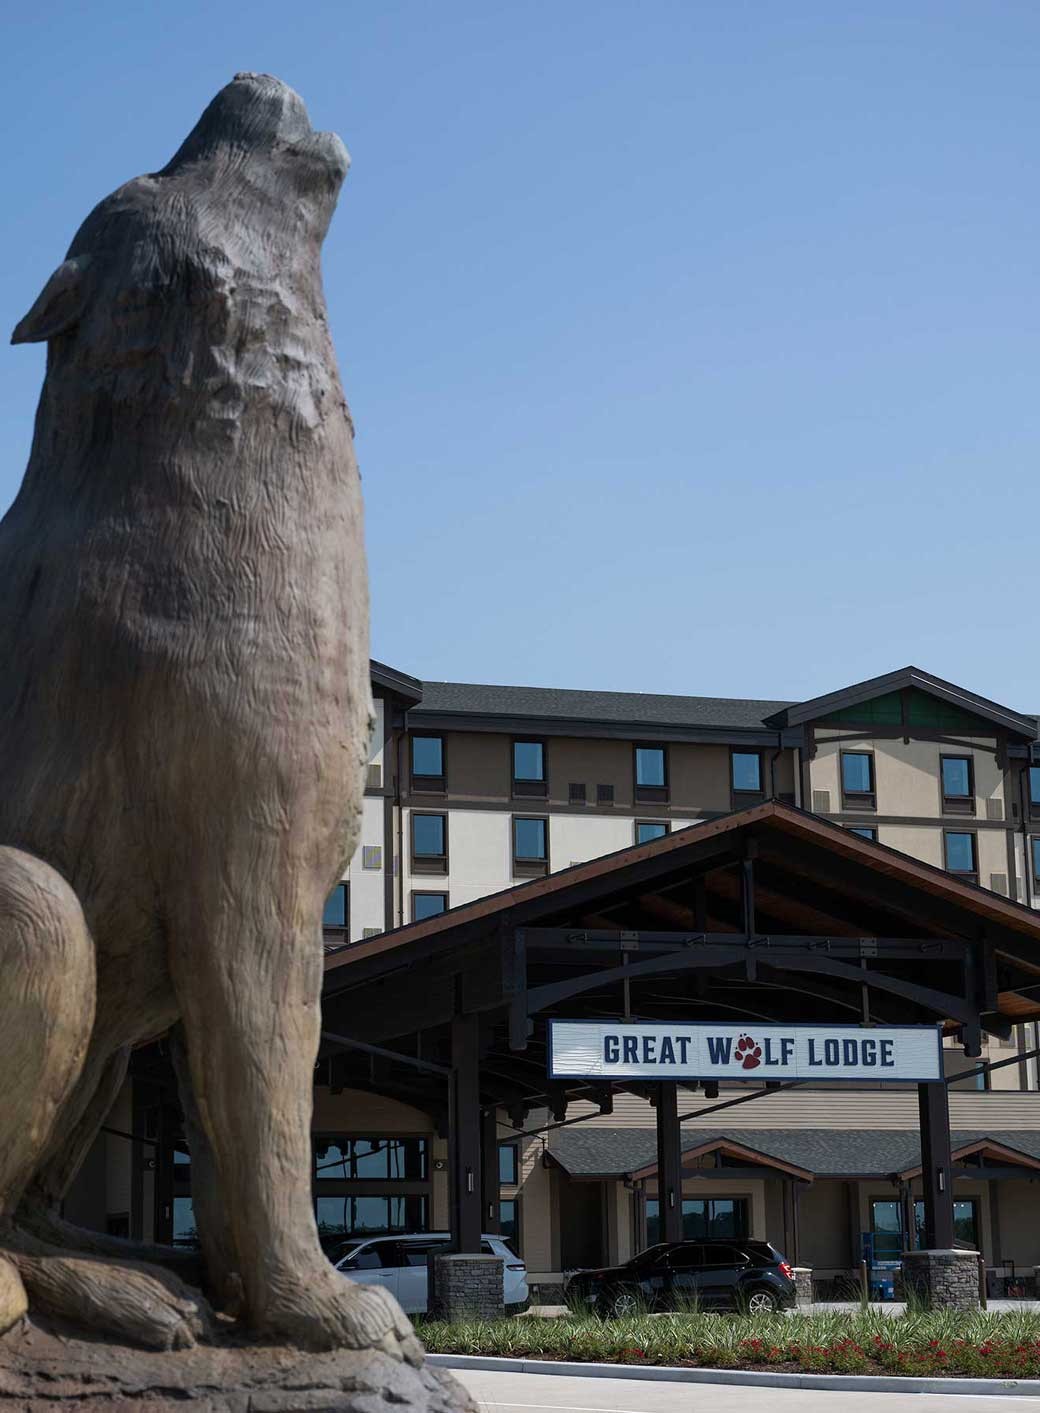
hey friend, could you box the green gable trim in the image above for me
[906,688,992,734]
[823,688,994,735]
[828,691,902,726]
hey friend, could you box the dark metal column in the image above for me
[791,1181,802,1266]
[655,1082,684,1244]
[918,1080,955,1249]
[449,1013,483,1253]
[481,1106,501,1234]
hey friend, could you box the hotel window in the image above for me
[731,750,763,798]
[512,740,547,798]
[322,882,349,939]
[1032,838,1040,886]
[941,755,974,814]
[1031,767,1040,817]
[410,735,445,792]
[841,751,876,810]
[499,1144,519,1186]
[636,821,668,845]
[849,826,877,841]
[499,1198,520,1249]
[411,812,447,874]
[313,1135,429,1243]
[646,1197,749,1246]
[513,816,548,877]
[412,891,448,922]
[944,830,978,882]
[634,745,668,802]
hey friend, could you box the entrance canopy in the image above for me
[323,801,1040,1120]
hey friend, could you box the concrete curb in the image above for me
[427,1352,1040,1397]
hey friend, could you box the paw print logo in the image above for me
[736,1034,762,1070]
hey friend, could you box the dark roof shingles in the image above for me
[547,1127,1040,1178]
[415,681,792,732]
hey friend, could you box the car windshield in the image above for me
[627,1244,669,1266]
[327,1240,363,1266]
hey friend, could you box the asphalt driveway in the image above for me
[451,1366,1040,1412]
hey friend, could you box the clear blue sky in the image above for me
[2,2,1037,710]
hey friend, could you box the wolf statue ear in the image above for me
[11,254,92,345]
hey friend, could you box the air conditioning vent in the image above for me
[362,927,382,938]
[986,799,1004,821]
[366,764,382,790]
[361,845,382,870]
[597,783,614,805]
[990,872,1008,896]
[569,782,587,804]
[812,790,831,814]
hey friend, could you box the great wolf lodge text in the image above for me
[548,1020,944,1082]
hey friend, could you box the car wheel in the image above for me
[604,1286,641,1318]
[745,1287,779,1315]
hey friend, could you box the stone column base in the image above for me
[429,1252,504,1322]
[901,1249,981,1310]
[791,1266,813,1309]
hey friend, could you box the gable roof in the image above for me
[762,666,1036,740]
[547,1127,1040,1180]
[370,659,423,705]
[324,799,1040,992]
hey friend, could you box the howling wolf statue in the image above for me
[0,73,441,1391]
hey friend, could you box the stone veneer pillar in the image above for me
[901,1250,981,1310]
[429,1252,504,1322]
[791,1267,813,1309]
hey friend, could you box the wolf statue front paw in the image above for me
[256,1268,424,1365]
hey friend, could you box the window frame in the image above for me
[730,749,765,805]
[322,881,349,941]
[1029,766,1040,820]
[848,825,878,841]
[512,814,549,878]
[635,820,669,845]
[944,829,978,883]
[498,1142,520,1187]
[410,734,446,794]
[410,811,448,875]
[411,890,449,922]
[940,753,975,816]
[840,749,877,811]
[498,1196,522,1252]
[645,1195,750,1247]
[512,738,548,799]
[1031,837,1040,888]
[634,744,669,803]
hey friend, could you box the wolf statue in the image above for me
[0,73,431,1376]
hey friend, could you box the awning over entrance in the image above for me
[321,800,1040,1260]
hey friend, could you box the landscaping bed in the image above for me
[418,1309,1040,1378]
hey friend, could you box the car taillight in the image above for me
[778,1261,794,1280]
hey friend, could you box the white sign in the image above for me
[547,1020,943,1082]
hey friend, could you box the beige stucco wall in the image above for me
[799,1181,852,1270]
[995,1181,1040,1267]
[312,1087,432,1133]
[810,729,1004,820]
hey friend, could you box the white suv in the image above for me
[331,1232,528,1314]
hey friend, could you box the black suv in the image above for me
[566,1239,796,1316]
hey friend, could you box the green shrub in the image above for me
[416,1308,1040,1378]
